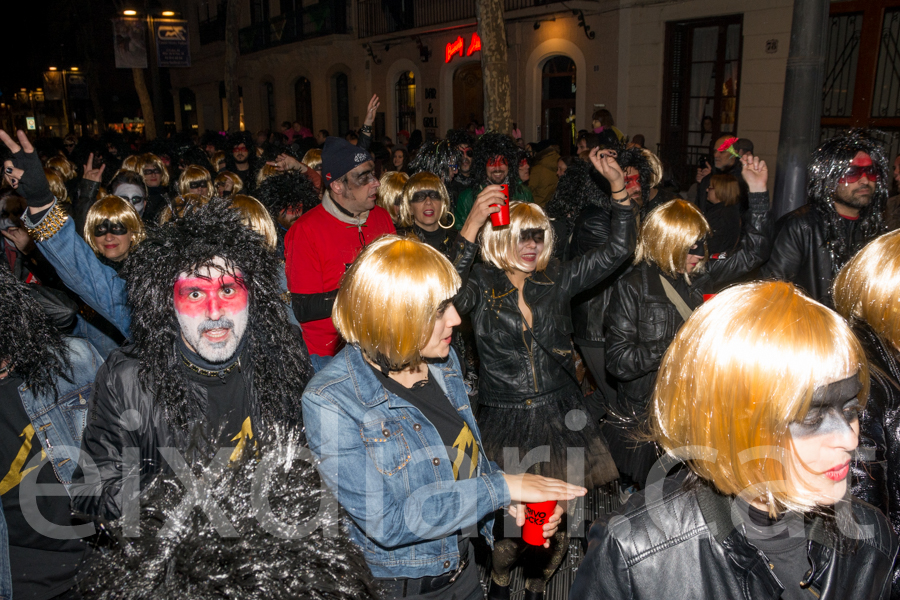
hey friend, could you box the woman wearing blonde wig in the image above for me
[176,165,213,200]
[604,153,772,489]
[396,172,459,259]
[139,153,172,224]
[302,236,585,600]
[833,230,900,598]
[449,148,635,599]
[572,281,898,600]
[375,170,407,222]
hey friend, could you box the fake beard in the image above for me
[178,309,248,364]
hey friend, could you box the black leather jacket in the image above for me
[761,203,868,305]
[69,344,262,520]
[605,191,772,423]
[454,203,635,400]
[571,474,898,600]
[850,322,900,598]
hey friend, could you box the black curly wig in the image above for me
[544,158,608,231]
[79,427,380,600]
[808,129,889,273]
[408,140,462,186]
[255,170,321,224]
[615,145,654,208]
[0,268,72,398]
[473,132,521,186]
[446,129,474,149]
[119,199,311,432]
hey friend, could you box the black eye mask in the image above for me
[93,219,128,237]
[688,238,708,257]
[790,374,863,439]
[519,228,545,244]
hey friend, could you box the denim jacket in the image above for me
[302,345,510,579]
[0,336,103,597]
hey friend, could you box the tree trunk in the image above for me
[132,68,156,141]
[475,0,511,134]
[224,0,242,132]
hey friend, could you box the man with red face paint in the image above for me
[453,132,533,229]
[762,130,890,305]
[67,200,311,520]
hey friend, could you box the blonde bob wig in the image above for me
[833,229,900,347]
[229,194,278,251]
[480,201,555,273]
[176,165,214,199]
[44,168,67,203]
[121,154,142,172]
[46,155,77,181]
[302,148,322,171]
[651,281,868,516]
[159,193,209,225]
[141,153,171,187]
[635,199,710,282]
[333,235,461,371]
[215,170,244,196]
[84,195,147,256]
[376,171,408,220]
[398,172,453,229]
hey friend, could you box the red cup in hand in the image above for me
[522,500,557,546]
[490,184,510,227]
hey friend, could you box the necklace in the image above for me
[180,353,240,378]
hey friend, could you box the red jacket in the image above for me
[285,202,395,356]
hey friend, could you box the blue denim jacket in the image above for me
[302,345,510,579]
[0,336,103,597]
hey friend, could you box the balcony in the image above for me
[357,0,558,38]
[239,3,348,54]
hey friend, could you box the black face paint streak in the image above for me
[790,375,862,439]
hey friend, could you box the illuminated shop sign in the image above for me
[445,32,481,63]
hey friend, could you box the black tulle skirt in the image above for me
[476,386,619,490]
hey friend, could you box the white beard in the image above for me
[178,310,248,364]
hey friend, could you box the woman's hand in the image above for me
[364,94,380,127]
[0,129,55,211]
[83,153,106,183]
[506,502,566,549]
[1,227,35,254]
[459,184,505,243]
[267,153,305,173]
[503,472,586,503]
[741,153,768,193]
[589,148,629,205]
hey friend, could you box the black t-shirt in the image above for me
[733,497,809,600]
[0,376,88,600]
[370,366,478,481]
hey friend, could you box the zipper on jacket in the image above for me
[520,294,539,393]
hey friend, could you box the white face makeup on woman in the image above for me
[112,183,146,217]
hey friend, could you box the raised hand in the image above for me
[0,130,54,209]
[697,159,712,183]
[740,153,768,193]
[267,153,304,173]
[589,147,629,204]
[83,153,106,183]
[364,94,380,127]
[459,184,505,243]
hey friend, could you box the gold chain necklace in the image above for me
[180,353,240,378]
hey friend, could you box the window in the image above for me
[395,71,416,135]
[250,0,269,24]
[219,82,245,130]
[541,56,576,156]
[333,72,350,135]
[180,88,198,131]
[264,82,276,131]
[660,15,743,189]
[295,77,313,130]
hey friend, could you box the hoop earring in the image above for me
[439,211,456,230]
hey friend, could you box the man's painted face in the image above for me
[113,183,146,216]
[458,144,473,174]
[486,155,508,185]
[174,262,249,364]
[835,152,876,210]
[233,144,249,164]
[624,167,642,204]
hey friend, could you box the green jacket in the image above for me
[529,147,560,207]
[453,182,533,230]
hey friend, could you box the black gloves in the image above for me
[8,147,54,208]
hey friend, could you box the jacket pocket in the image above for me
[361,419,411,476]
[59,383,92,443]
[637,306,667,342]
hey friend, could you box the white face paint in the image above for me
[113,183,147,217]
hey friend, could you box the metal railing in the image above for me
[239,4,348,54]
[358,0,565,38]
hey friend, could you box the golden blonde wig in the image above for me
[215,171,244,196]
[642,149,663,188]
[333,235,461,370]
[651,281,868,515]
[710,174,740,207]
[44,168,67,203]
[255,164,280,187]
[833,229,900,348]
[635,199,710,281]
[229,194,277,251]
[159,193,209,225]
[176,165,213,199]
[141,153,170,187]
[46,155,77,181]
[121,155,142,172]
[480,201,555,273]
[211,151,227,172]
[398,172,453,229]
[84,195,147,256]
[302,149,322,171]
[375,171,407,220]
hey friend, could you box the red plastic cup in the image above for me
[490,184,510,227]
[522,500,557,546]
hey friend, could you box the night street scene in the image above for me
[1,0,900,598]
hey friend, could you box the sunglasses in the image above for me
[841,164,879,184]
[410,190,442,203]
[189,181,209,190]
[93,219,128,237]
[143,168,161,176]
[519,228,545,244]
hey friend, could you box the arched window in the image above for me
[333,72,350,135]
[541,56,576,154]
[180,88,198,131]
[395,71,416,136]
[294,77,312,130]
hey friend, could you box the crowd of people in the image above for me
[0,90,899,600]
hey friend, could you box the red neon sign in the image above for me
[445,32,481,63]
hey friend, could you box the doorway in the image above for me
[540,56,576,155]
[453,62,484,130]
